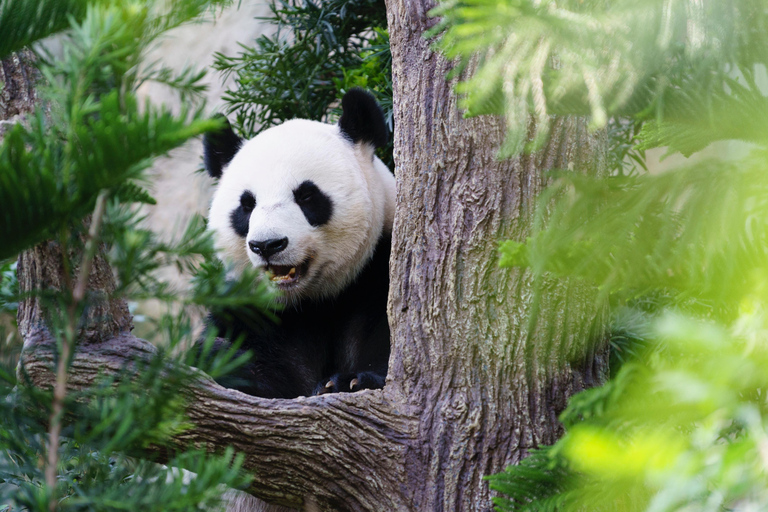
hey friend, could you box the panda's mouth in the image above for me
[266,259,311,287]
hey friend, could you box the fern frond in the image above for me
[486,445,574,512]
[558,363,641,429]
[0,0,228,261]
[139,64,209,105]
[0,2,267,510]
[213,0,390,148]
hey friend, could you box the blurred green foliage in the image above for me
[213,0,394,168]
[0,0,282,509]
[434,0,768,510]
[498,158,768,317]
[488,315,768,511]
[432,0,768,157]
[0,0,110,57]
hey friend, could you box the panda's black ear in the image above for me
[203,114,243,179]
[338,88,388,149]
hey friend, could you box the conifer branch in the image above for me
[45,189,108,510]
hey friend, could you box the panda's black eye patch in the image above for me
[230,191,255,238]
[293,180,333,227]
[295,187,314,203]
[240,190,256,212]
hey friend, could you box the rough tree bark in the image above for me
[384,1,608,508]
[0,50,37,122]
[17,2,608,511]
[1,50,38,351]
[0,50,37,141]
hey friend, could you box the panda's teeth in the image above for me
[268,266,298,282]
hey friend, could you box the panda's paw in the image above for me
[313,371,385,395]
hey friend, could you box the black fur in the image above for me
[203,115,243,178]
[207,235,391,398]
[229,191,255,238]
[314,370,385,395]
[338,88,388,149]
[293,180,333,227]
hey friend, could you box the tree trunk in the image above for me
[384,1,608,508]
[17,3,608,511]
[0,50,37,138]
[1,50,38,354]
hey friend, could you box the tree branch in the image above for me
[16,202,414,510]
[20,328,416,510]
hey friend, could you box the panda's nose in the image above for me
[248,237,289,259]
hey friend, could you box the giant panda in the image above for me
[202,89,395,399]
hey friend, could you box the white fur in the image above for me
[208,119,395,302]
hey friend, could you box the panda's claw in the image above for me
[313,372,384,395]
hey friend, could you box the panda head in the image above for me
[204,89,395,303]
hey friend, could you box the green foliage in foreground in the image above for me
[434,0,768,510]
[432,0,768,157]
[562,316,768,510]
[0,0,226,261]
[0,0,281,509]
[489,314,768,511]
[0,0,106,57]
[499,157,768,317]
[213,0,394,168]
[2,350,251,511]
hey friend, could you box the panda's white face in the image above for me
[208,119,395,302]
